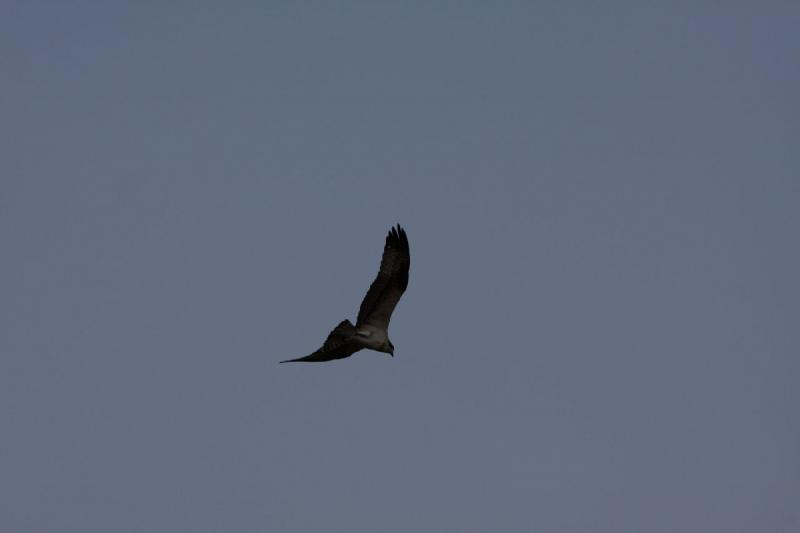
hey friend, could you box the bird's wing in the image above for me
[356,225,410,331]
[280,320,361,363]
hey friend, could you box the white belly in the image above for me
[356,326,388,350]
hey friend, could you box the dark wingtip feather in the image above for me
[387,225,398,245]
[279,357,310,363]
[395,225,408,252]
[386,224,408,250]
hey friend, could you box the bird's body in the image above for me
[354,324,390,350]
[280,225,410,363]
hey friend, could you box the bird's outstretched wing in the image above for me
[356,225,410,330]
[280,320,361,363]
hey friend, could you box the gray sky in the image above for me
[2,2,798,532]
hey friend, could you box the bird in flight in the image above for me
[280,224,410,363]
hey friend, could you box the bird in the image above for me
[280,224,410,363]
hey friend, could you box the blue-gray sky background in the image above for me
[2,2,798,532]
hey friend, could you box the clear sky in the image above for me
[2,2,798,532]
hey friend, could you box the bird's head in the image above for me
[383,341,395,357]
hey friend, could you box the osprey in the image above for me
[280,224,410,363]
